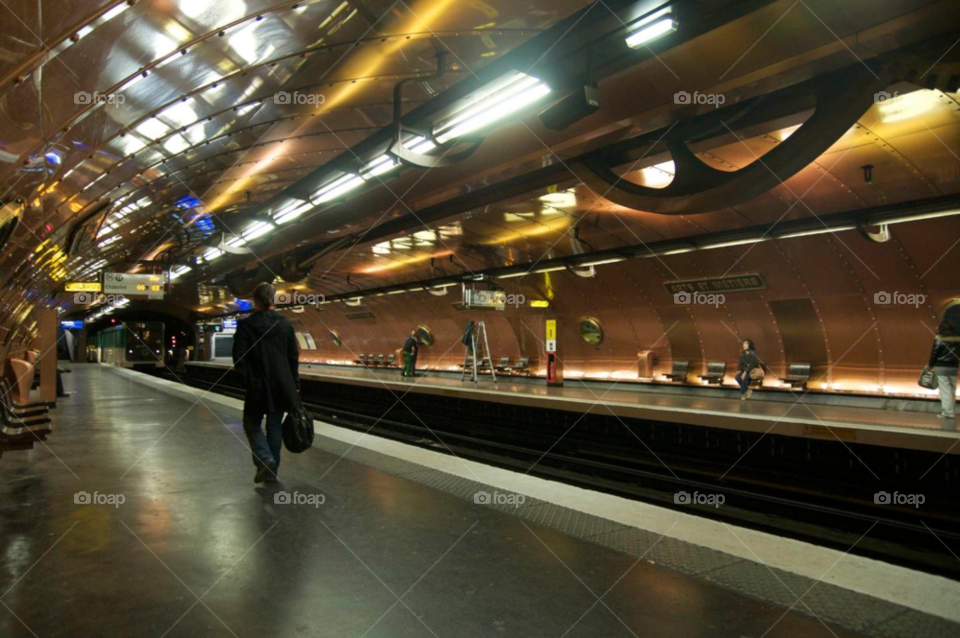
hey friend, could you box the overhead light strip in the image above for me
[434,72,552,143]
[625,8,678,49]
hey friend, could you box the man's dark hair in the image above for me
[940,319,957,337]
[253,282,275,309]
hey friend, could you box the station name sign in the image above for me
[664,273,767,295]
[102,272,166,300]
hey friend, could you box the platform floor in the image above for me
[192,361,960,454]
[0,366,867,637]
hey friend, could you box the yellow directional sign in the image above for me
[65,282,101,292]
[546,319,556,341]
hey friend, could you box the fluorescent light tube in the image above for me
[777,225,855,239]
[580,257,625,267]
[170,266,192,280]
[275,202,312,224]
[312,174,365,204]
[241,221,274,241]
[700,238,768,250]
[626,17,677,49]
[882,210,960,225]
[434,72,552,143]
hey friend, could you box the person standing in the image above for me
[735,340,761,401]
[928,320,959,419]
[233,282,300,483]
[402,329,418,378]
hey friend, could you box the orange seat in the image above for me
[8,358,34,405]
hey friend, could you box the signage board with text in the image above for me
[102,272,165,300]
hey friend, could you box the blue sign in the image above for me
[223,319,238,330]
[60,320,84,330]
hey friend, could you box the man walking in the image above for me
[402,329,418,378]
[233,282,300,483]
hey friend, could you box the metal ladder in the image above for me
[461,320,496,383]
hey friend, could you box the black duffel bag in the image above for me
[282,397,315,453]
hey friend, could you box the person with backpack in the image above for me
[735,339,762,401]
[232,282,300,483]
[928,319,959,419]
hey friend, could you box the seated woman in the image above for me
[735,340,762,401]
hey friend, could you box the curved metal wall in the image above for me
[285,214,959,395]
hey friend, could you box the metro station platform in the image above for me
[3,365,958,637]
[191,361,960,455]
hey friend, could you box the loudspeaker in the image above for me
[538,86,600,131]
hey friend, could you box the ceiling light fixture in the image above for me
[241,220,275,242]
[699,237,769,250]
[433,72,552,144]
[776,226,856,239]
[625,9,678,49]
[880,209,960,225]
[170,265,192,280]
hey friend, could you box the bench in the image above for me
[0,379,52,449]
[494,357,511,372]
[386,353,396,367]
[782,363,812,390]
[511,357,531,375]
[664,360,690,383]
[355,354,367,365]
[374,354,385,366]
[7,358,35,405]
[698,361,726,385]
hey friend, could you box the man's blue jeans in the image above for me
[243,410,283,473]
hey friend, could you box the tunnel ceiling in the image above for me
[0,0,959,335]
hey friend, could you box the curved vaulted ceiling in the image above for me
[2,0,960,393]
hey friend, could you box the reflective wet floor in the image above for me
[0,366,856,637]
